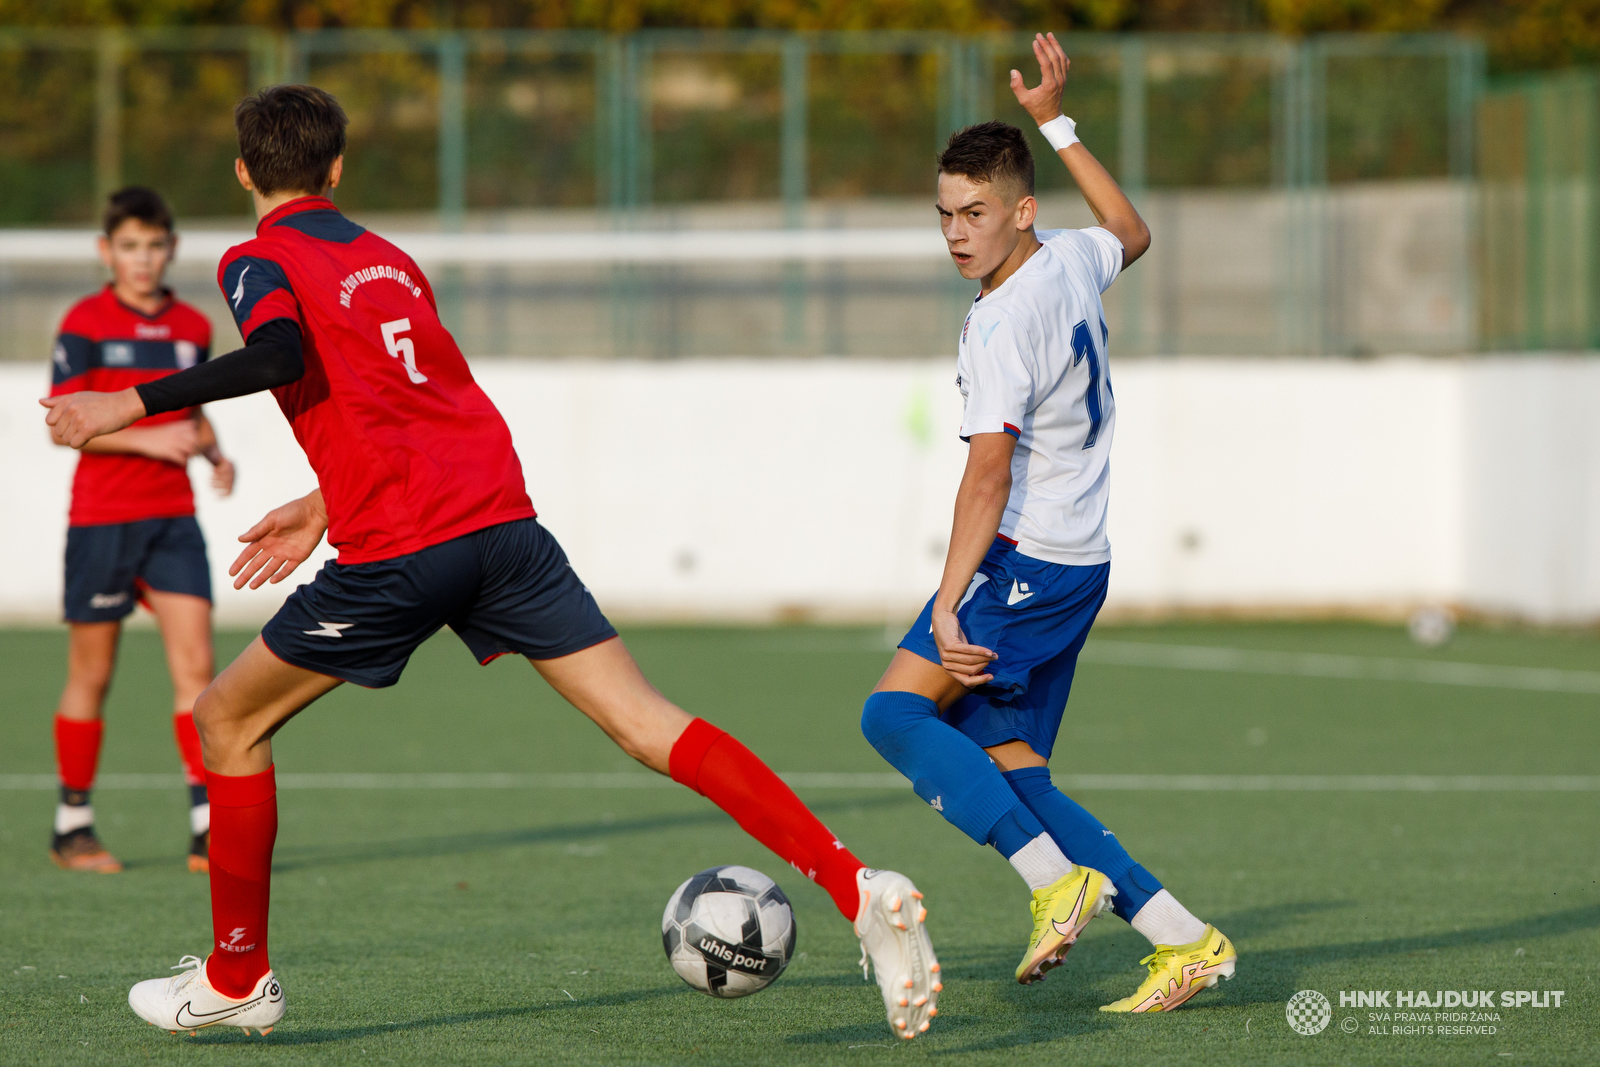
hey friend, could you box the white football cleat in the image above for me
[854,868,940,1040]
[128,956,285,1035]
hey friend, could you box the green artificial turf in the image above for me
[1,621,1596,1065]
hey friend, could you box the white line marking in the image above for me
[1078,640,1600,696]
[0,772,1594,792]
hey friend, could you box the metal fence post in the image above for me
[1448,38,1485,350]
[94,28,123,205]
[1118,37,1146,354]
[438,33,467,232]
[1278,38,1327,356]
[248,30,280,88]
[781,36,809,346]
[970,37,992,123]
[604,35,647,216]
[781,37,808,225]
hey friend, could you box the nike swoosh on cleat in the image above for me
[1213,944,1223,956]
[174,996,261,1028]
[1049,879,1090,939]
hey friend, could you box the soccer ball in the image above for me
[661,865,796,998]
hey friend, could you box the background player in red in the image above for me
[47,188,236,874]
[43,85,939,1041]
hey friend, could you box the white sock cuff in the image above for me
[55,803,94,835]
[190,802,211,835]
[1008,833,1074,892]
[1129,888,1208,946]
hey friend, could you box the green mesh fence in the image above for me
[1480,69,1600,351]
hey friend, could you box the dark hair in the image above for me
[235,84,348,197]
[103,187,173,236]
[937,121,1035,201]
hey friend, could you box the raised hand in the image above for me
[1009,32,1071,126]
[40,387,146,449]
[230,489,327,590]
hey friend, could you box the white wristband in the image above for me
[1038,114,1079,152]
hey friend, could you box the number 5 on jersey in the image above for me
[381,318,428,384]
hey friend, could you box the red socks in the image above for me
[54,716,103,793]
[670,718,865,921]
[172,711,206,788]
[204,766,277,999]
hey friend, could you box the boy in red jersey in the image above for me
[48,188,236,874]
[43,85,939,1041]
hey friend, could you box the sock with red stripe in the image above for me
[173,711,206,788]
[172,712,209,830]
[204,766,276,999]
[55,715,103,796]
[669,718,866,921]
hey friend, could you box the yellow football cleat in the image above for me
[1099,924,1237,1012]
[1015,866,1116,984]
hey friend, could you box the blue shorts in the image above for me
[899,539,1109,759]
[64,515,212,623]
[262,518,617,689]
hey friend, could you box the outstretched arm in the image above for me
[929,432,1016,688]
[41,319,304,449]
[1012,32,1150,267]
[230,488,327,590]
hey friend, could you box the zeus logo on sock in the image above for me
[219,927,256,953]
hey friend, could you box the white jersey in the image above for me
[955,226,1123,566]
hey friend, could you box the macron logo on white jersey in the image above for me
[304,622,354,638]
[1007,580,1035,606]
[231,265,251,309]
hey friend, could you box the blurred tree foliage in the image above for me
[0,0,1594,73]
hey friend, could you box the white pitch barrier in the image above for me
[0,228,950,266]
[7,356,1600,625]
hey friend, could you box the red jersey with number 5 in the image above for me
[218,196,533,564]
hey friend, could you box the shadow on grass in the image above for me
[270,793,918,874]
[1215,901,1600,1008]
[806,899,1600,1052]
[1048,898,1600,1014]
[183,984,690,1046]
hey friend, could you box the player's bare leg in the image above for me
[147,589,217,870]
[51,621,123,871]
[194,637,341,776]
[532,637,940,1038]
[526,635,689,772]
[128,639,338,1035]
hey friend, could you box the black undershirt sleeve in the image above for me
[135,318,305,417]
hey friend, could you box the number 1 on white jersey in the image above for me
[380,318,427,384]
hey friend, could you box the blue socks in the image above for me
[861,691,1166,921]
[1003,766,1164,921]
[861,691,1042,856]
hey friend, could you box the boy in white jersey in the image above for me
[859,34,1237,1012]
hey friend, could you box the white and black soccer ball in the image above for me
[661,865,796,998]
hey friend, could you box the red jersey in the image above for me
[219,196,533,564]
[51,287,211,527]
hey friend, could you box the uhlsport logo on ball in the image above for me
[1287,989,1333,1034]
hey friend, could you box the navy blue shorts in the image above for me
[262,518,617,689]
[64,515,212,623]
[899,539,1109,760]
